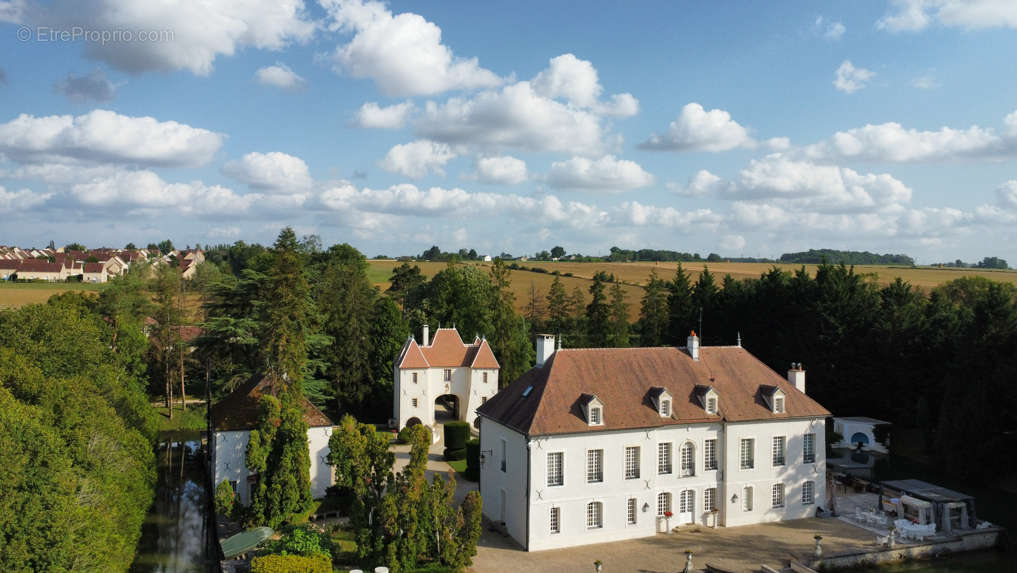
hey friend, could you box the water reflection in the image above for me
[131,431,216,573]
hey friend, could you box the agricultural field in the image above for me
[0,281,105,309]
[367,259,1017,321]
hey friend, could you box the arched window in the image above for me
[680,442,695,477]
[851,432,870,446]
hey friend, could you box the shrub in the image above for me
[444,421,469,451]
[443,447,466,461]
[250,554,331,573]
[215,479,235,519]
[464,438,480,481]
[262,525,333,558]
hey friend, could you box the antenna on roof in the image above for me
[698,307,703,345]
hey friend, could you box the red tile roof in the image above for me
[13,260,63,273]
[396,327,501,370]
[470,339,500,369]
[477,346,830,437]
[82,262,105,273]
[211,372,333,431]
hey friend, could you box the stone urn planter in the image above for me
[682,550,694,573]
[594,559,603,573]
[814,535,823,559]
[664,511,673,534]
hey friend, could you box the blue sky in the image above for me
[2,0,1017,263]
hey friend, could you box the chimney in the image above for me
[535,333,556,367]
[422,324,430,346]
[788,363,806,394]
[687,330,700,361]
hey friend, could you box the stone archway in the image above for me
[434,394,460,422]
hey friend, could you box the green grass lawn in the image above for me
[0,281,106,308]
[153,403,207,432]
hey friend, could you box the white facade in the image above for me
[480,417,826,550]
[213,426,335,506]
[393,327,500,430]
[395,365,498,429]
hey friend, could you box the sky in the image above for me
[2,0,1017,263]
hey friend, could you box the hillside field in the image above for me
[367,260,1017,321]
[3,262,1015,320]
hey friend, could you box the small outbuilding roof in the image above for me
[881,479,973,503]
[211,372,333,432]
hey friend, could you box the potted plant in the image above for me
[682,550,694,573]
[664,510,673,533]
[814,534,823,558]
[593,559,603,573]
[710,507,719,528]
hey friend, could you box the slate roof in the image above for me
[477,345,830,437]
[396,327,500,369]
[211,372,333,431]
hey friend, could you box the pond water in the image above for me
[843,550,1016,572]
[130,431,217,573]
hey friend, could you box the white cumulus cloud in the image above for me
[878,0,1017,32]
[0,185,51,213]
[0,109,223,167]
[547,155,654,192]
[255,63,306,89]
[834,60,875,93]
[353,101,415,129]
[670,169,727,196]
[638,103,754,152]
[31,0,314,75]
[70,169,250,214]
[378,140,457,179]
[804,117,1011,162]
[473,155,528,185]
[531,53,639,117]
[735,156,912,212]
[321,0,504,96]
[416,81,606,154]
[997,180,1017,210]
[222,151,312,192]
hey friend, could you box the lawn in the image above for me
[153,403,207,432]
[0,281,105,309]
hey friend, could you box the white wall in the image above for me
[214,430,253,505]
[214,427,336,506]
[721,418,827,527]
[525,423,723,551]
[308,426,335,499]
[396,366,498,429]
[480,415,828,551]
[479,418,529,546]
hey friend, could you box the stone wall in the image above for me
[811,528,1001,569]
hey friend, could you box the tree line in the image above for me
[0,275,160,571]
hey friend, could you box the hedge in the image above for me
[464,438,480,481]
[443,447,466,461]
[251,554,331,573]
[444,421,470,451]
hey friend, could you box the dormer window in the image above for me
[412,372,418,384]
[696,386,719,415]
[581,394,604,426]
[648,387,672,418]
[444,369,452,381]
[766,387,786,414]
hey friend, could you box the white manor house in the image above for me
[393,325,500,431]
[476,333,830,551]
